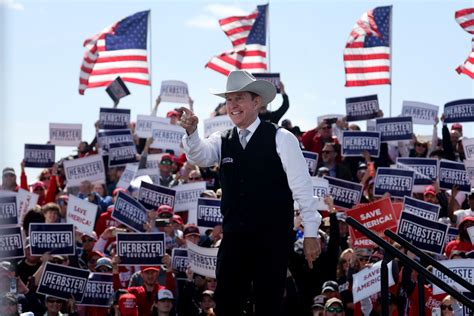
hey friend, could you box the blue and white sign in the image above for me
[342,131,381,157]
[108,142,137,167]
[112,191,148,232]
[403,196,440,221]
[443,99,474,123]
[160,80,189,104]
[116,233,165,266]
[37,263,90,302]
[29,223,75,256]
[138,181,176,210]
[172,248,188,280]
[345,94,380,121]
[374,168,414,198]
[445,227,459,245]
[187,241,218,279]
[310,177,330,210]
[97,129,133,155]
[197,198,222,229]
[78,273,114,307]
[135,115,170,138]
[24,144,55,168]
[204,116,235,138]
[0,196,18,226]
[432,259,474,295]
[49,123,82,147]
[151,124,186,153]
[439,160,471,193]
[397,211,449,255]
[401,101,439,125]
[174,182,207,212]
[0,226,24,260]
[63,155,106,188]
[462,138,474,161]
[396,158,438,189]
[324,176,363,209]
[302,151,319,175]
[99,108,130,130]
[376,117,413,142]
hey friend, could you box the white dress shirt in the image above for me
[182,117,321,238]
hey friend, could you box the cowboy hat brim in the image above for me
[210,79,276,106]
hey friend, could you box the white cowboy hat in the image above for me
[210,70,276,106]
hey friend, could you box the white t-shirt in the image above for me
[454,209,474,226]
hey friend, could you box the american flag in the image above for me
[79,11,150,95]
[343,6,392,87]
[205,4,268,76]
[455,8,474,34]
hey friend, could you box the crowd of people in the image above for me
[1,78,473,316]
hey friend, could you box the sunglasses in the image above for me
[322,150,334,154]
[326,306,344,313]
[160,160,172,166]
[47,299,63,304]
[441,305,453,311]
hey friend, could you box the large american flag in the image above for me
[343,6,392,87]
[205,4,268,76]
[455,8,474,78]
[79,11,150,95]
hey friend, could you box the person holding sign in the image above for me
[258,81,289,124]
[180,70,322,315]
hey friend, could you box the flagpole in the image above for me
[148,10,153,113]
[266,2,272,111]
[389,5,393,117]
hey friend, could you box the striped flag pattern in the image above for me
[79,11,150,95]
[205,5,268,76]
[455,8,474,78]
[343,6,392,87]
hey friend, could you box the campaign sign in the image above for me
[63,155,106,188]
[366,120,376,132]
[116,163,139,190]
[97,129,133,155]
[352,260,395,303]
[309,177,330,210]
[29,223,75,256]
[24,144,55,168]
[160,80,189,103]
[252,73,281,93]
[136,115,170,138]
[108,142,137,167]
[401,101,439,125]
[345,94,380,122]
[112,191,148,232]
[49,123,82,147]
[66,195,98,236]
[445,227,459,245]
[461,291,474,316]
[0,196,18,226]
[439,160,471,193]
[78,273,114,307]
[324,176,363,209]
[37,263,90,302]
[403,196,440,221]
[443,99,474,123]
[145,154,164,170]
[463,138,474,160]
[0,226,24,260]
[197,198,222,228]
[172,248,188,279]
[151,124,186,153]
[375,117,413,142]
[17,188,39,224]
[468,226,474,244]
[174,182,207,212]
[432,259,474,295]
[138,181,176,210]
[187,241,218,279]
[347,197,397,242]
[342,131,381,157]
[135,169,160,185]
[302,151,318,175]
[317,114,344,125]
[99,108,131,130]
[396,158,438,189]
[464,159,474,186]
[203,116,235,138]
[374,167,414,198]
[397,211,449,255]
[106,76,130,104]
[116,233,165,266]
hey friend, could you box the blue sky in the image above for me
[1,0,473,179]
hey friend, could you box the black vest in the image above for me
[219,121,294,233]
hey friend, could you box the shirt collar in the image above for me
[236,116,260,136]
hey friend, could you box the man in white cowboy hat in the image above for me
[179,70,322,316]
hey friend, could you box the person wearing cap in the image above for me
[445,216,474,257]
[199,290,215,316]
[180,70,322,315]
[321,281,339,299]
[118,293,138,316]
[0,292,19,316]
[159,155,178,187]
[324,297,345,316]
[311,294,327,316]
[151,205,182,250]
[1,167,19,191]
[19,161,59,206]
[95,257,113,273]
[150,289,175,316]
[182,224,201,246]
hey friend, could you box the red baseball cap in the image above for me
[423,185,436,196]
[172,214,184,225]
[183,225,200,237]
[166,110,180,118]
[118,293,138,316]
[451,123,463,131]
[156,205,173,218]
[112,187,127,196]
[141,266,160,273]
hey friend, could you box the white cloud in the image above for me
[0,0,24,11]
[186,3,248,30]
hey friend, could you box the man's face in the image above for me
[200,296,215,312]
[142,270,159,286]
[322,145,336,164]
[423,193,438,204]
[157,300,173,312]
[46,298,64,313]
[2,174,16,188]
[44,210,59,224]
[325,303,344,316]
[225,92,260,129]
[319,123,332,139]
